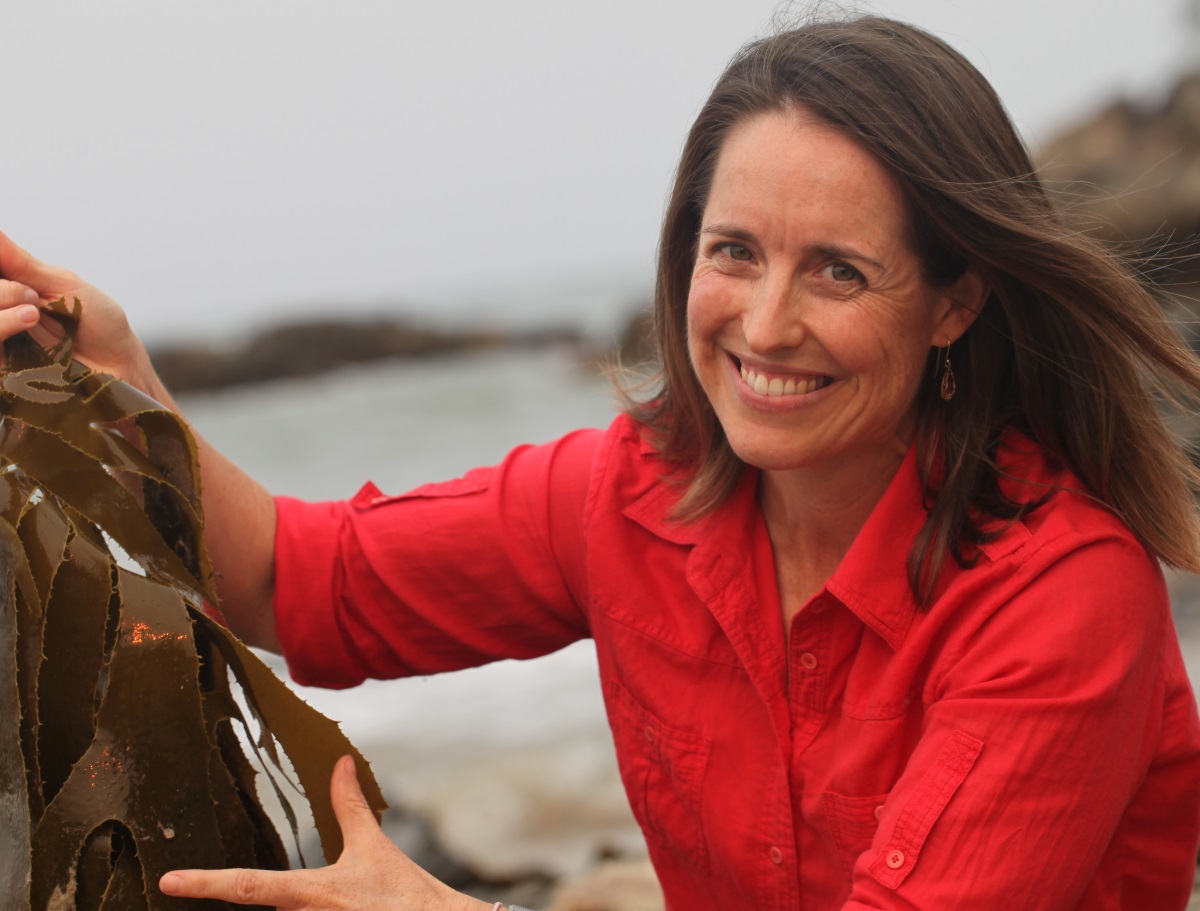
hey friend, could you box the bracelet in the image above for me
[490,904,536,911]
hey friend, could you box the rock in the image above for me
[548,857,664,911]
[376,733,646,883]
[1037,71,1200,256]
[149,316,581,393]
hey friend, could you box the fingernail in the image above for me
[160,874,183,895]
[17,305,39,324]
[22,289,37,305]
[342,755,357,779]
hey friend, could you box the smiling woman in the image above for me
[1,12,1199,911]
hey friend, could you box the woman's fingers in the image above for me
[0,230,75,296]
[0,300,42,336]
[330,754,382,857]
[0,280,39,310]
[0,280,47,363]
[159,867,315,907]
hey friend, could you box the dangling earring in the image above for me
[939,337,956,402]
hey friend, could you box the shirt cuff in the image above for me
[273,490,369,689]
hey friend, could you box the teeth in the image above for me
[741,365,829,398]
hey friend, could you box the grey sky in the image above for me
[3,0,1194,344]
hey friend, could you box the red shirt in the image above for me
[275,415,1200,910]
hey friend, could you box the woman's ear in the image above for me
[934,269,987,344]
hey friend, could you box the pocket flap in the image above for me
[351,468,495,509]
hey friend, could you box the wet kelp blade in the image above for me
[0,300,386,910]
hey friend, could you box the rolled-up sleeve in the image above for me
[272,428,602,689]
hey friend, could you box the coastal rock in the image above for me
[549,857,665,911]
[1036,70,1200,272]
[375,732,647,882]
[150,317,580,393]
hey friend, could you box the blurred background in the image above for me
[5,1,1200,908]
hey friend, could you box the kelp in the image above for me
[0,299,386,910]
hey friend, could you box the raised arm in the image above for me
[0,232,281,650]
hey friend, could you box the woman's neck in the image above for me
[759,441,909,619]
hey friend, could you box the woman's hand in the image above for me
[159,756,493,911]
[0,229,281,648]
[0,231,159,393]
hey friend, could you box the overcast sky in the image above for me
[2,0,1196,344]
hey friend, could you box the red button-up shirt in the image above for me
[274,415,1200,910]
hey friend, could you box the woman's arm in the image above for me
[0,231,281,650]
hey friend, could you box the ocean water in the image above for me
[181,346,623,753]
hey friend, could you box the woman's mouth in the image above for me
[737,360,833,398]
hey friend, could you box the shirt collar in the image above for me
[623,440,927,649]
[823,441,925,650]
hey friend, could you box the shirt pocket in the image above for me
[821,790,889,885]
[605,679,712,872]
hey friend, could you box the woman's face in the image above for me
[687,110,975,477]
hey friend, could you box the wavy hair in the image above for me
[625,15,1200,601]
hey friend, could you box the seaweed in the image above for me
[0,299,386,910]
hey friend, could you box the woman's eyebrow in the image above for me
[700,223,757,242]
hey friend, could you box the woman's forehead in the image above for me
[702,111,910,252]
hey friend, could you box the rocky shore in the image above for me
[150,317,603,394]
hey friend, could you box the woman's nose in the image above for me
[742,275,806,354]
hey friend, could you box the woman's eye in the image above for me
[825,262,862,283]
[716,243,753,262]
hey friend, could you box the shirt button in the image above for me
[810,599,828,614]
[874,805,885,821]
[769,846,784,865]
[799,652,818,671]
[886,849,905,869]
[644,725,656,744]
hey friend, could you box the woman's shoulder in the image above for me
[927,438,1181,700]
[575,413,706,532]
[938,433,1170,642]
[979,432,1150,569]
[589,412,681,487]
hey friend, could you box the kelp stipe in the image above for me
[0,299,386,910]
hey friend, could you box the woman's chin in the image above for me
[724,437,821,474]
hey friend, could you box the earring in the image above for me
[939,337,956,402]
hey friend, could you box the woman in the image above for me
[2,15,1199,911]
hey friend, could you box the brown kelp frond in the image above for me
[0,299,386,911]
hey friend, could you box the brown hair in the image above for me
[626,15,1200,601]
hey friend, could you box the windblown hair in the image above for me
[626,15,1200,602]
